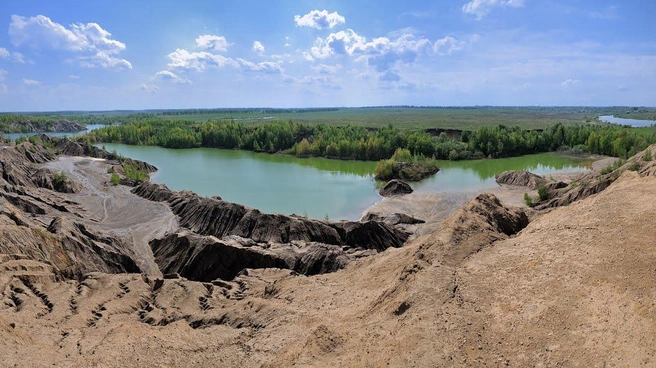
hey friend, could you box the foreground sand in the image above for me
[1,157,654,367]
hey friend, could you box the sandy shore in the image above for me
[363,155,614,237]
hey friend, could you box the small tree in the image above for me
[537,184,549,201]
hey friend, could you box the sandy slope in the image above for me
[1,162,655,367]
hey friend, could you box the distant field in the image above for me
[156,107,621,131]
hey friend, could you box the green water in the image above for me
[100,144,592,220]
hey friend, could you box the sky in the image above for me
[0,0,654,111]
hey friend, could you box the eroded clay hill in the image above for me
[1,140,656,367]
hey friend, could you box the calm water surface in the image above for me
[599,115,656,128]
[100,144,592,220]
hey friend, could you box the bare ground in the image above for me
[45,157,178,276]
[0,152,655,367]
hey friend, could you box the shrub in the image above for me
[524,193,533,206]
[537,184,549,201]
[644,150,652,162]
[53,171,67,185]
[110,173,120,185]
[374,159,394,180]
[628,162,640,171]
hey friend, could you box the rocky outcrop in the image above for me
[379,179,413,197]
[362,212,425,226]
[46,217,141,276]
[495,170,546,189]
[134,181,409,280]
[134,181,409,250]
[0,201,141,278]
[151,231,352,281]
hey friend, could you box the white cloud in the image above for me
[312,64,342,75]
[166,48,239,71]
[195,35,230,52]
[8,14,131,69]
[0,47,26,63]
[561,78,580,87]
[155,70,191,84]
[69,75,80,79]
[462,0,524,20]
[309,29,470,72]
[236,59,282,74]
[433,36,478,55]
[252,41,265,54]
[294,10,346,30]
[166,47,281,75]
[284,36,291,47]
[23,78,41,86]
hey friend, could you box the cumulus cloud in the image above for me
[561,78,580,87]
[23,78,40,86]
[294,10,346,30]
[166,47,282,75]
[166,49,239,71]
[155,70,191,84]
[462,0,524,20]
[196,35,229,52]
[8,14,131,69]
[433,35,478,55]
[252,41,265,54]
[309,29,471,72]
[236,59,282,74]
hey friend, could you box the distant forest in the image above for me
[87,118,656,161]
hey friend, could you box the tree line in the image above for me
[86,117,656,161]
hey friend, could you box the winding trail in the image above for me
[45,156,178,276]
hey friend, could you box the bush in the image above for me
[537,184,549,201]
[524,193,533,206]
[110,173,120,185]
[644,149,652,161]
[628,162,640,171]
[374,159,394,180]
[123,163,148,183]
[53,171,67,185]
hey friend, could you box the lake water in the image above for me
[599,115,656,128]
[2,124,105,140]
[100,143,592,221]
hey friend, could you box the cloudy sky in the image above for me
[0,0,654,111]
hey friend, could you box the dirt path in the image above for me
[45,157,178,276]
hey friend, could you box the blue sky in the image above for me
[0,0,654,111]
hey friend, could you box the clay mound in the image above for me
[151,231,353,281]
[47,217,141,276]
[537,145,656,209]
[425,193,529,265]
[133,181,409,249]
[362,212,425,226]
[495,170,546,189]
[379,179,413,197]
